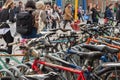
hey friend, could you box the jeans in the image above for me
[92,18,98,23]
[63,20,72,29]
[3,31,14,54]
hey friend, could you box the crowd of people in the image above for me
[0,0,120,63]
[0,0,75,63]
[86,2,120,25]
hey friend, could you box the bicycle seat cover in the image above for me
[81,44,106,52]
[104,46,119,54]
[77,51,103,59]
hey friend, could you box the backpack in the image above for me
[0,8,16,23]
[16,10,34,35]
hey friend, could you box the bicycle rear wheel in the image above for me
[97,67,120,80]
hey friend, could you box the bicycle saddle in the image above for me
[104,46,119,54]
[67,49,103,59]
[78,51,103,59]
[49,28,71,32]
[80,44,106,52]
[81,44,119,54]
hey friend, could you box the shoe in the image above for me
[5,58,10,64]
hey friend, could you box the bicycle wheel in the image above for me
[0,69,15,80]
[8,67,22,78]
[96,67,120,80]
[16,64,30,75]
[1,76,12,80]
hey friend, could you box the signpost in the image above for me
[56,0,62,7]
[75,0,78,20]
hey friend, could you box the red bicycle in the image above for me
[32,57,85,80]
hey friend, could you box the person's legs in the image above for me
[92,18,98,24]
[3,31,14,54]
[63,20,68,29]
[87,20,92,24]
[51,19,56,29]
[80,13,84,22]
[3,31,14,64]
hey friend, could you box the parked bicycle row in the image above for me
[0,0,120,80]
[0,26,119,80]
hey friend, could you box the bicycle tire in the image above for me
[8,66,22,78]
[21,76,38,80]
[96,67,120,80]
[16,64,30,75]
[1,77,12,80]
[0,69,15,80]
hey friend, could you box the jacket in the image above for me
[64,7,72,20]
[116,9,120,21]
[104,8,113,19]
[0,8,15,23]
[91,8,100,19]
[33,10,47,28]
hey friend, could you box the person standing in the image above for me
[63,3,73,29]
[34,1,47,34]
[78,6,84,22]
[104,4,114,24]
[91,4,100,24]
[86,5,92,24]
[15,1,24,14]
[45,4,52,29]
[116,4,120,26]
[114,2,119,14]
[51,3,60,29]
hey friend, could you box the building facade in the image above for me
[87,0,119,12]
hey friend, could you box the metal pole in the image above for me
[75,0,78,20]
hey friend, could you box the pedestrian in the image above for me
[78,6,84,22]
[104,4,114,24]
[0,0,14,63]
[114,2,119,14]
[34,1,47,34]
[86,5,92,24]
[116,4,120,26]
[57,6,63,20]
[51,3,60,29]
[15,1,24,14]
[46,3,52,29]
[63,3,73,29]
[0,5,2,12]
[17,0,37,39]
[91,4,100,24]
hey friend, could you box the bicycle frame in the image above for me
[33,60,85,80]
[86,36,120,62]
[102,36,120,41]
[86,37,120,50]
